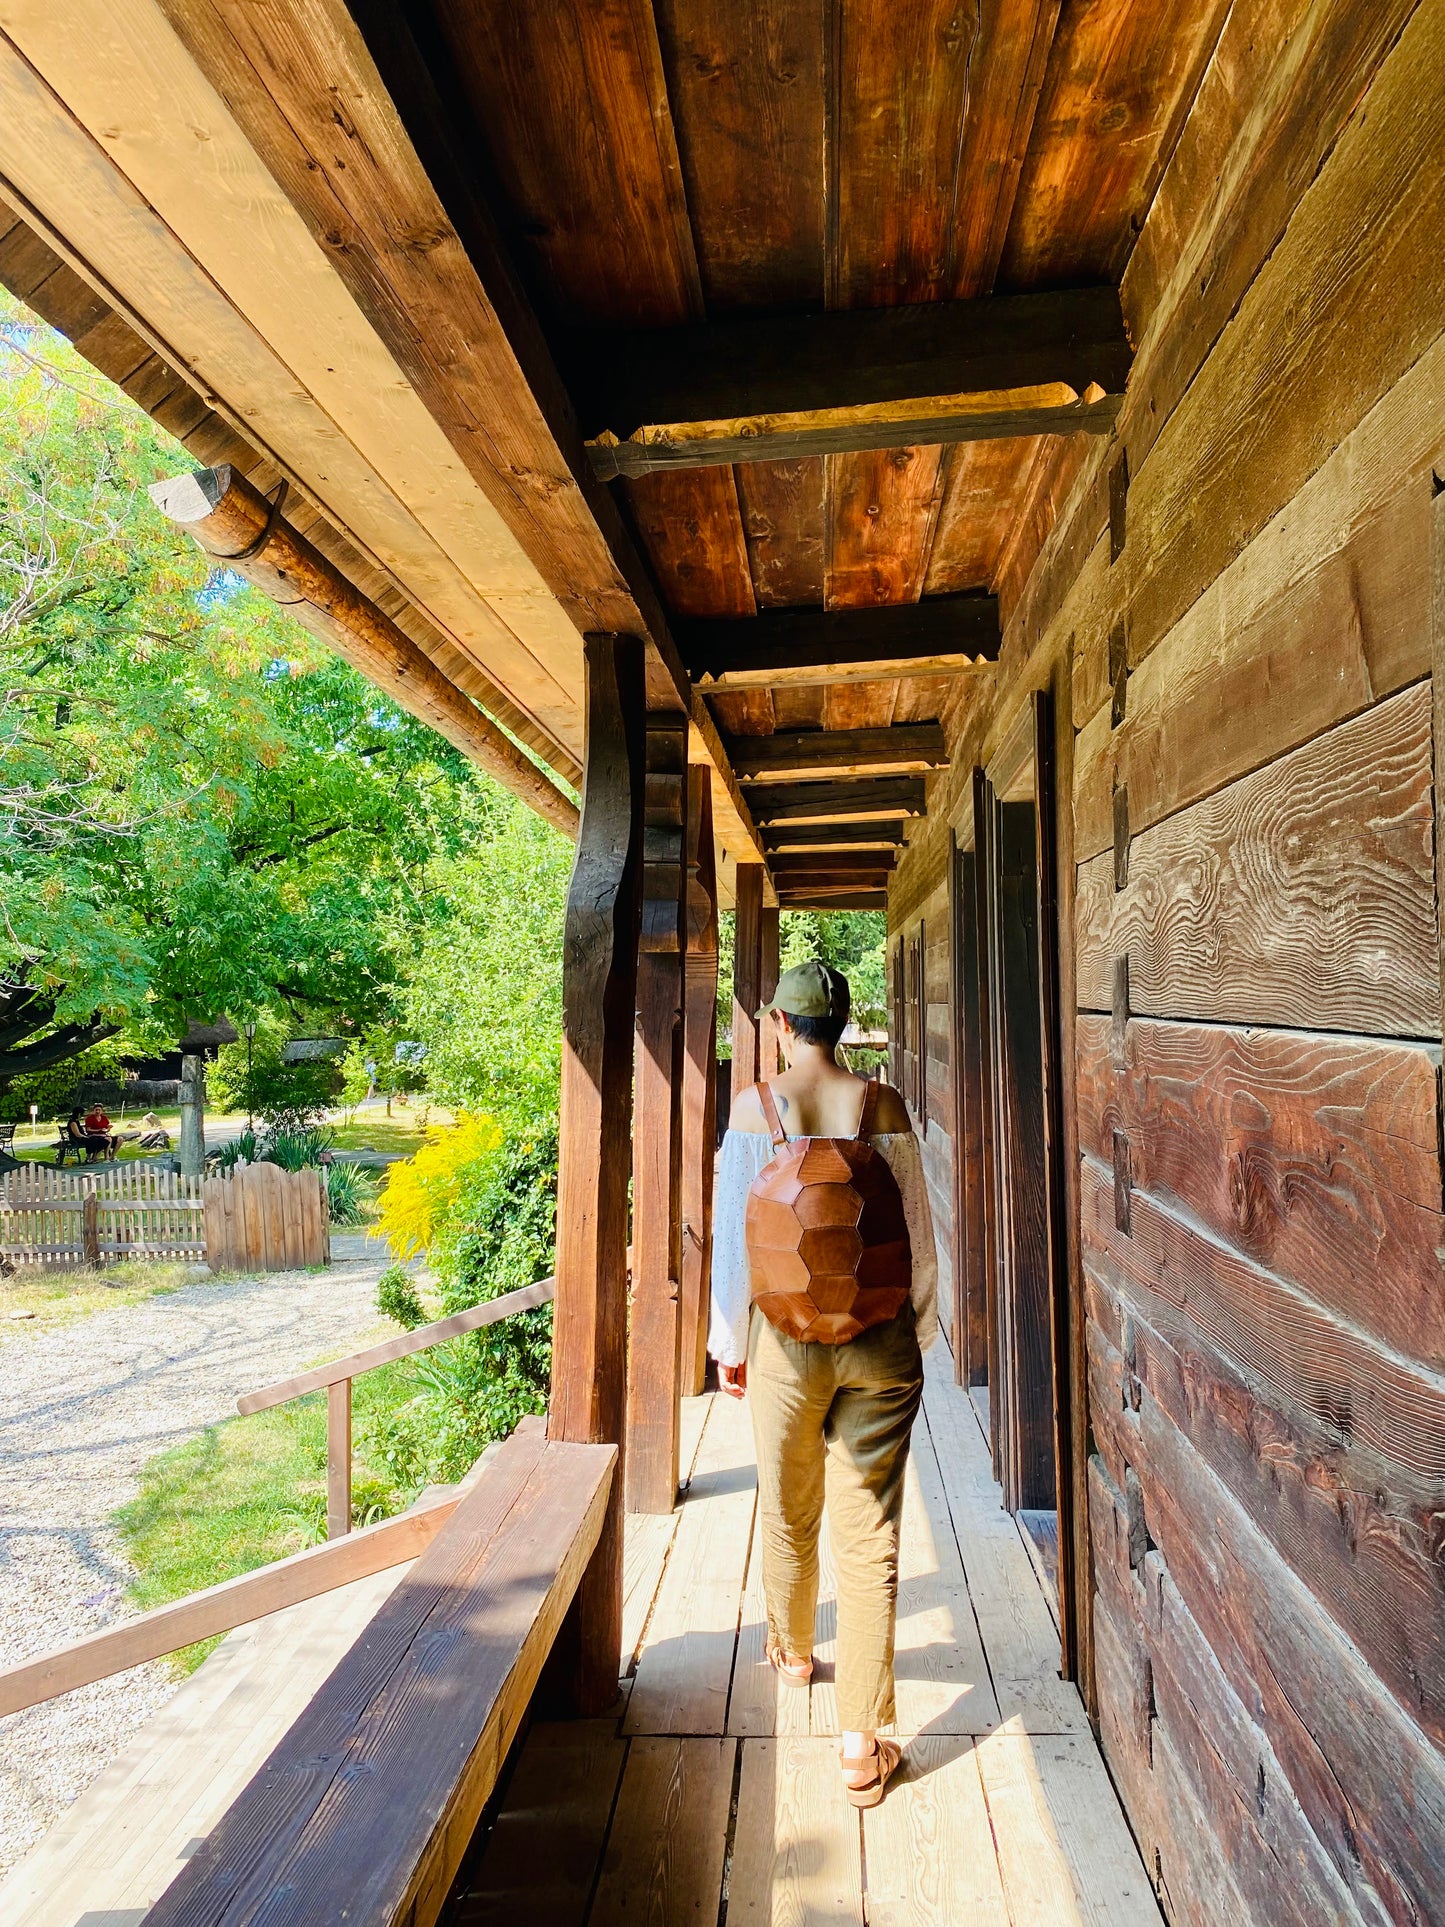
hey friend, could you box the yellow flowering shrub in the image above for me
[375,1112,503,1259]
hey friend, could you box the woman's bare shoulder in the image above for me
[728,1082,772,1133]
[868,1080,913,1134]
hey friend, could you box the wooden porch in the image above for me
[458,1338,1155,1926]
[2,1339,1156,1927]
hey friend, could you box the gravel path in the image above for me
[0,1233,397,1875]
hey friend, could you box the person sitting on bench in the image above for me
[57,1110,109,1164]
[83,1101,120,1158]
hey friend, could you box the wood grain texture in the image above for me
[731,860,764,1099]
[826,446,946,609]
[1080,1157,1445,1489]
[144,1430,614,1927]
[625,467,757,619]
[1088,1279,1445,1755]
[735,457,827,609]
[1122,0,1445,667]
[1000,0,1229,286]
[588,1738,734,1927]
[864,1737,1010,1927]
[1113,1387,1445,1923]
[732,724,947,781]
[726,1738,863,1921]
[551,635,645,1710]
[1075,684,1438,1036]
[429,0,700,325]
[654,0,823,311]
[1122,0,1419,469]
[1074,483,1431,861]
[1077,1013,1445,1368]
[925,437,1045,595]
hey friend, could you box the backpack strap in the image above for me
[757,1082,789,1150]
[855,1079,880,1140]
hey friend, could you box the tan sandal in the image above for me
[766,1640,813,1687]
[841,1737,903,1808]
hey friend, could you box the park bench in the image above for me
[49,1121,109,1166]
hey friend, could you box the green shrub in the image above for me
[365,1118,556,1486]
[377,1263,426,1329]
[265,1124,332,1171]
[211,1014,333,1127]
[324,1159,373,1227]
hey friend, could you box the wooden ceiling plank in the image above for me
[776,893,888,911]
[768,685,828,732]
[747,776,928,824]
[681,591,1000,686]
[654,0,824,312]
[731,724,948,782]
[734,457,827,611]
[831,0,977,308]
[826,444,948,610]
[426,0,702,326]
[566,287,1132,433]
[924,435,1043,594]
[624,467,757,619]
[952,0,1064,297]
[768,847,897,873]
[999,0,1233,287]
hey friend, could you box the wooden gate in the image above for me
[0,1164,206,1269]
[202,1162,330,1273]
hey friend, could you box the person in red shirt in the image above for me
[82,1103,118,1157]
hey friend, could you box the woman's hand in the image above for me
[718,1361,748,1399]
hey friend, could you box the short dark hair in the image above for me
[782,1010,849,1049]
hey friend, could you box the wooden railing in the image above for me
[236,1274,557,1538]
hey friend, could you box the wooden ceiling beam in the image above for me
[747,777,928,825]
[764,821,909,852]
[768,848,897,874]
[731,725,947,783]
[777,895,888,912]
[568,286,1130,478]
[681,593,999,688]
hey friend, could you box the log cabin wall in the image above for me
[889,8,1445,1924]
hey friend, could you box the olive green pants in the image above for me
[747,1306,924,1731]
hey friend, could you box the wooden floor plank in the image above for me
[455,1721,624,1927]
[864,1736,1010,1927]
[626,1391,755,1736]
[893,1429,1002,1737]
[921,1348,1089,1736]
[976,1732,1163,1926]
[729,1508,811,1738]
[588,1737,734,1927]
[727,1738,863,1924]
[621,1392,716,1672]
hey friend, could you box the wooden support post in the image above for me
[759,905,781,1076]
[1430,468,1445,1048]
[327,1378,352,1540]
[81,1190,100,1268]
[550,633,646,1711]
[626,718,688,1515]
[732,863,765,1099]
[679,769,718,1398]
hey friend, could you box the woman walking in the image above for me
[709,959,938,1808]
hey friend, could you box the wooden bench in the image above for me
[141,1417,614,1927]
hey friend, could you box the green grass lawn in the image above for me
[0,1258,207,1336]
[113,1353,426,1673]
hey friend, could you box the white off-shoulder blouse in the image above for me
[707,1128,939,1368]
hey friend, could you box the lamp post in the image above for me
[243,1020,257,1134]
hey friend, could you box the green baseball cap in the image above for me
[758,960,851,1022]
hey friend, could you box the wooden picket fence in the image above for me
[0,1163,206,1270]
[202,1161,330,1273]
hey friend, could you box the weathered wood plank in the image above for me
[1077,1014,1445,1367]
[681,592,1000,687]
[679,768,718,1398]
[1075,685,1437,1036]
[1086,1274,1445,1756]
[726,1739,863,1922]
[826,445,946,610]
[624,466,757,619]
[588,1738,734,1927]
[550,633,646,1711]
[731,860,764,1100]
[1123,1389,1445,1922]
[1074,483,1431,860]
[731,724,947,782]
[735,456,827,609]
[1080,1157,1445,1489]
[864,1736,1010,1927]
[1122,0,1445,668]
[745,776,928,824]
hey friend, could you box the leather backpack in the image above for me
[745,1080,912,1344]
